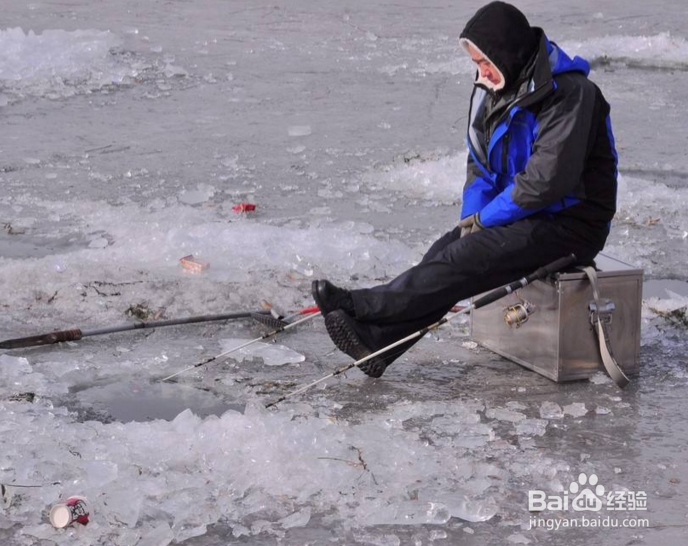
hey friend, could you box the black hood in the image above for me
[460,1,538,91]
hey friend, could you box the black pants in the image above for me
[349,214,609,362]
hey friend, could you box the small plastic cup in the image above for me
[49,496,90,528]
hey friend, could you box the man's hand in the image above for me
[458,213,484,237]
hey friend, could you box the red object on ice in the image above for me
[232,202,256,213]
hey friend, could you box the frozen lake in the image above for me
[1,1,687,545]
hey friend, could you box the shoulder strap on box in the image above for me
[580,265,630,389]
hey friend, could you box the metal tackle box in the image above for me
[470,254,643,382]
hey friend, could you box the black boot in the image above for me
[311,280,356,316]
[324,310,391,378]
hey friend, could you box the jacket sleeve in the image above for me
[477,76,596,228]
[461,152,499,220]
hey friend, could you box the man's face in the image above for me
[467,44,503,88]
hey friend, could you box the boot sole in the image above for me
[324,310,388,378]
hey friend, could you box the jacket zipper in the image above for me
[501,131,510,174]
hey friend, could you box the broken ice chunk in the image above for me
[279,507,311,529]
[353,533,401,546]
[485,408,526,423]
[138,523,174,546]
[105,488,142,529]
[179,184,215,205]
[539,401,564,419]
[507,533,532,544]
[220,339,305,366]
[446,496,498,522]
[589,372,613,384]
[83,460,118,487]
[288,125,312,137]
[163,63,188,78]
[0,354,32,374]
[88,237,109,249]
[363,501,451,525]
[515,419,548,437]
[429,530,447,540]
[563,403,588,417]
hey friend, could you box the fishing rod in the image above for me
[160,309,322,382]
[266,254,577,408]
[0,309,282,350]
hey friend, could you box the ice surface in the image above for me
[564,33,688,70]
[604,175,688,276]
[640,293,688,346]
[362,151,468,204]
[0,28,146,101]
[0,397,539,543]
[2,1,688,544]
[0,205,420,332]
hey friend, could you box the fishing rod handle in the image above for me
[473,254,577,310]
[0,328,83,350]
[525,253,577,284]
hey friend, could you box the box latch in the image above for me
[588,299,615,326]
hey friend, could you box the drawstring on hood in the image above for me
[460,2,538,93]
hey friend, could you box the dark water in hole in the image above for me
[69,379,242,423]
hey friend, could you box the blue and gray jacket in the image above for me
[462,30,618,230]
